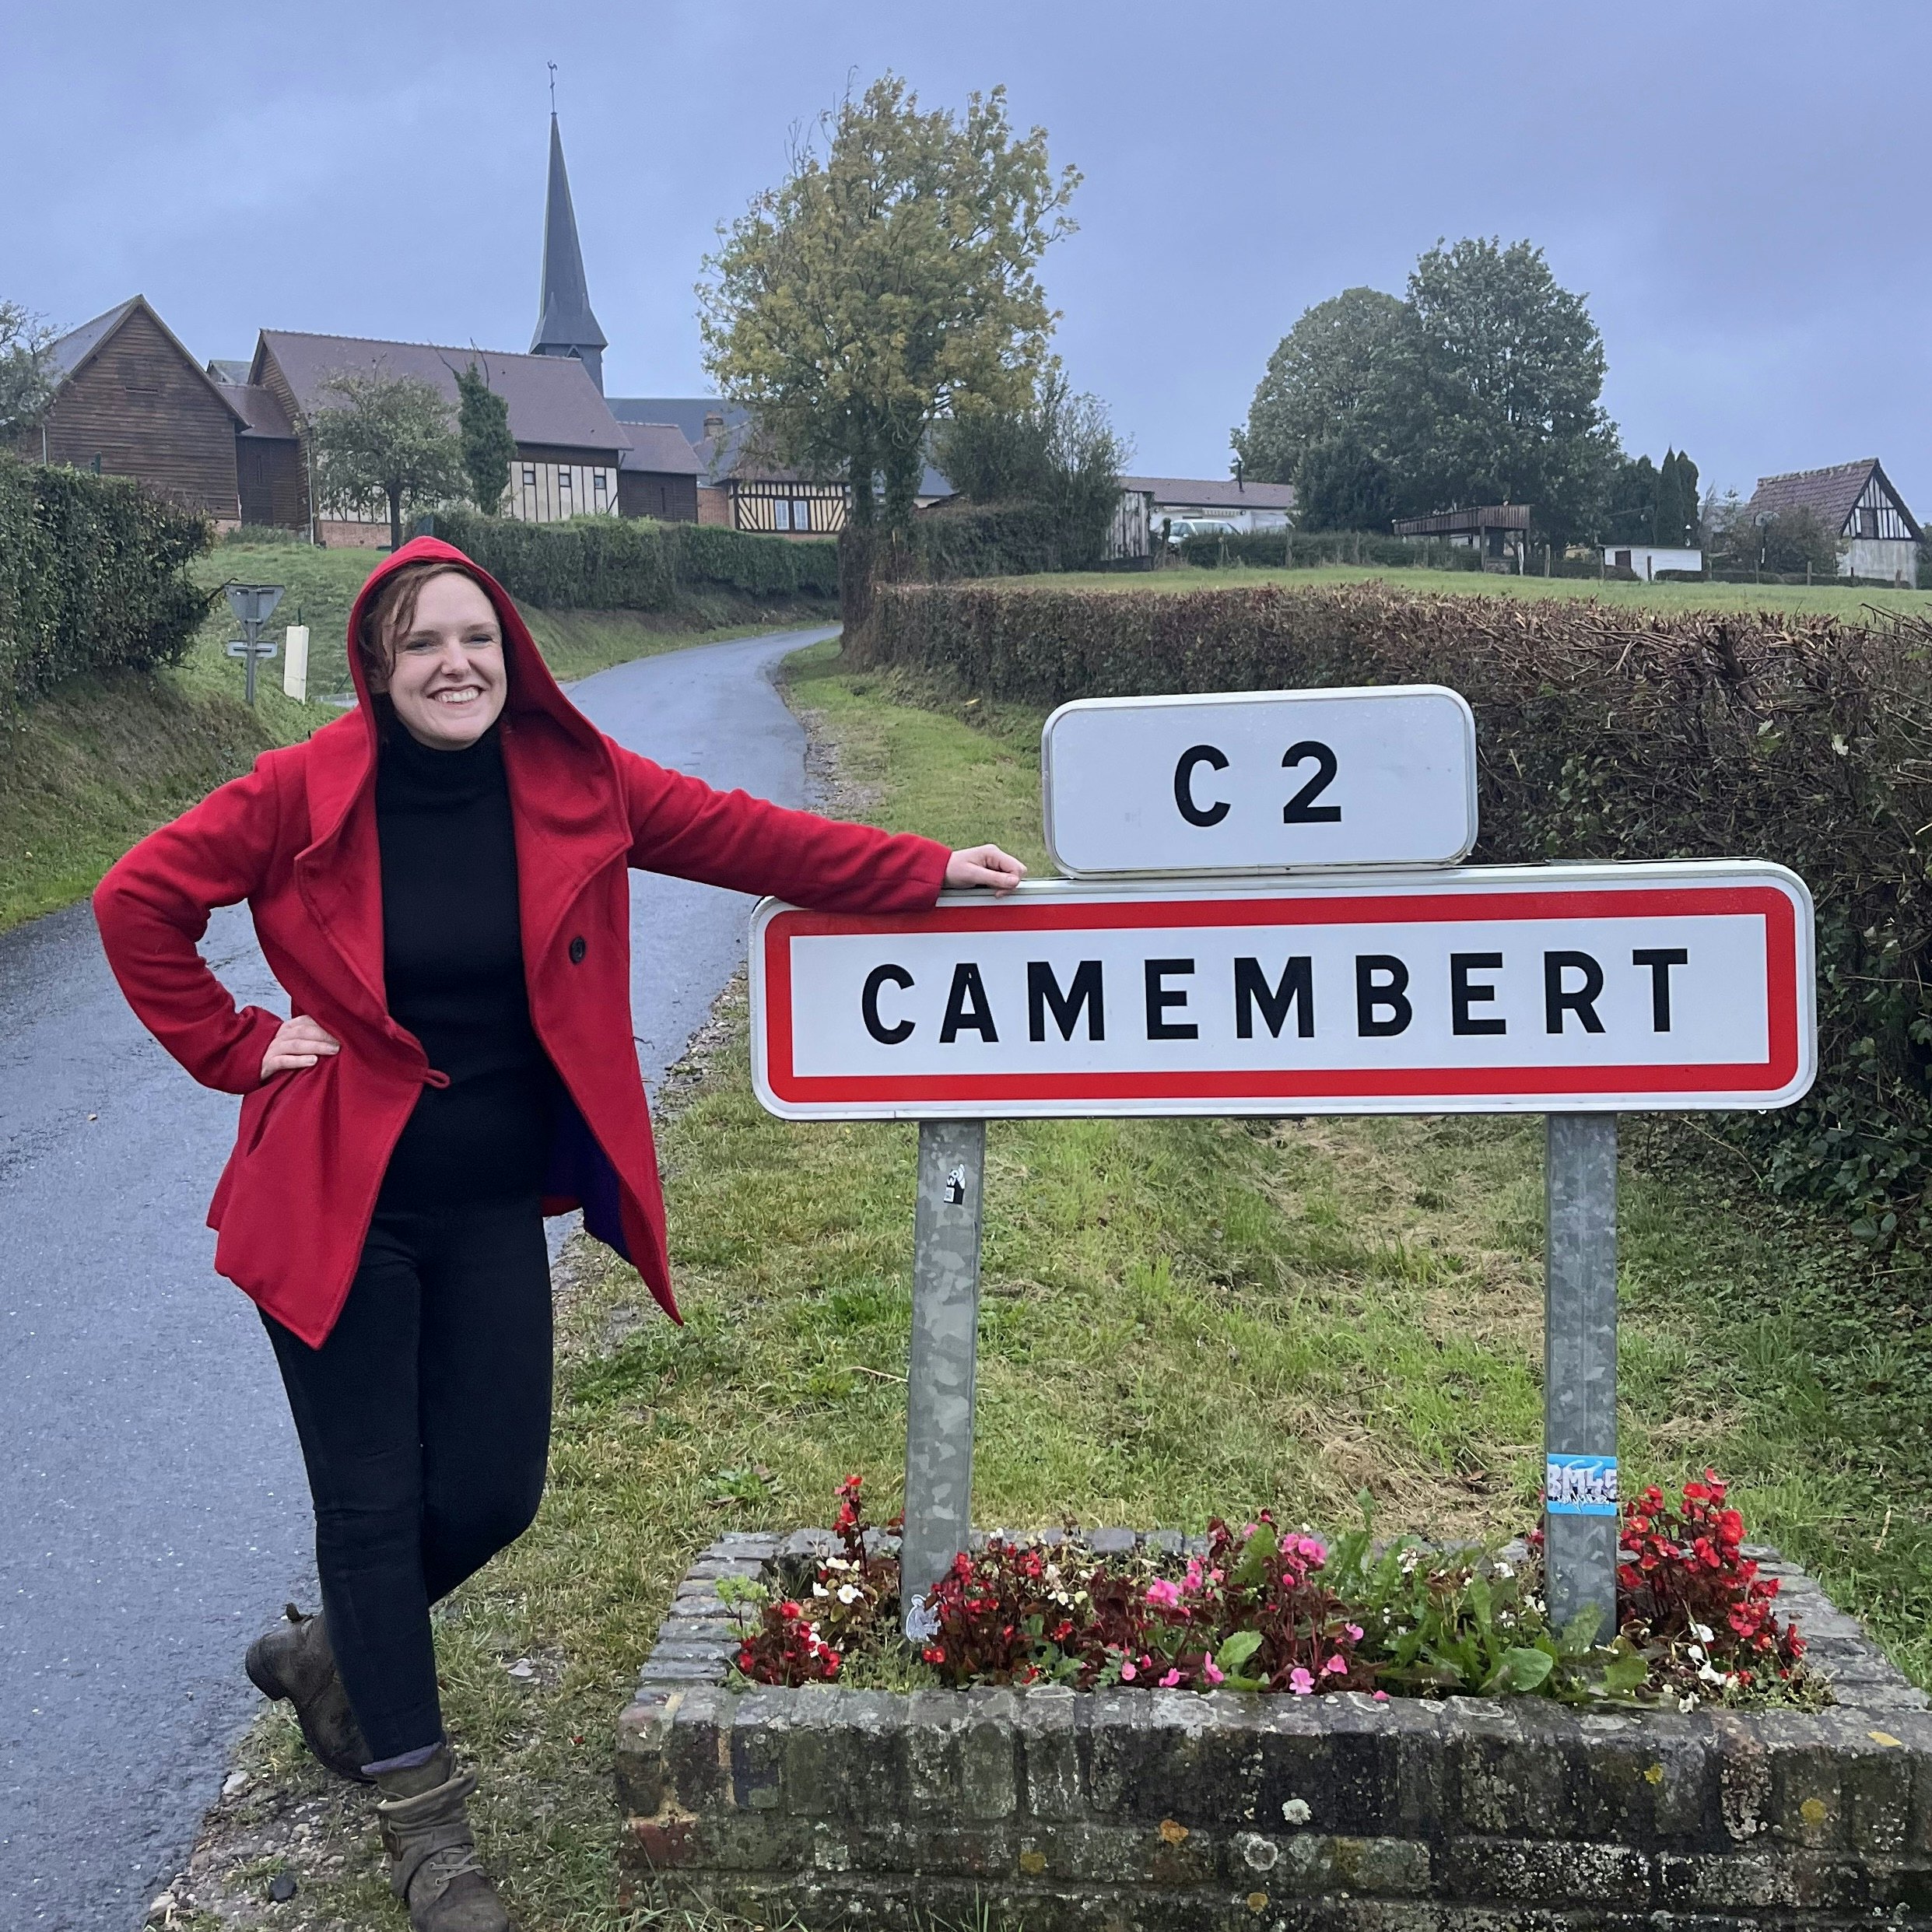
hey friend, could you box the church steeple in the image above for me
[530,110,607,392]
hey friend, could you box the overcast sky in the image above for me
[9,2,1930,509]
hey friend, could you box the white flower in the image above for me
[836,1584,861,1606]
[1492,1559,1514,1579]
[1692,1621,1715,1644]
[1678,1693,1698,1713]
[1698,1661,1730,1687]
[1687,1643,1705,1664]
[812,1583,829,1598]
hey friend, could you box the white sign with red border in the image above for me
[749,861,1815,1121]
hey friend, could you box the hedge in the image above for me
[856,577,1932,1255]
[910,501,1072,578]
[0,458,212,708]
[419,510,839,608]
[1176,528,1485,573]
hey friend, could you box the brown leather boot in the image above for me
[375,1746,517,1932]
[244,1604,373,1783]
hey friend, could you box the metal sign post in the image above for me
[899,1120,987,1634]
[223,583,285,707]
[1544,1113,1620,1631]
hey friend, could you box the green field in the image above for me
[1026,560,1932,622]
[171,641,1931,1932]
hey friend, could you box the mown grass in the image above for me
[180,643,1930,1930]
[0,535,832,932]
[1031,560,1932,622]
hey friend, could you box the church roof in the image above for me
[530,115,606,363]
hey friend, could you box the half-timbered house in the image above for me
[1745,460,1923,585]
[22,296,247,521]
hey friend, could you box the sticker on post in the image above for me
[1545,1453,1618,1516]
[903,1594,941,1643]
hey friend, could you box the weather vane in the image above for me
[548,61,557,114]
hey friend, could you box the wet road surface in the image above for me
[0,625,833,1928]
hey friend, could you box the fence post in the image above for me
[900,1119,987,1634]
[1544,1112,1619,1637]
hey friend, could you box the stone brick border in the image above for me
[616,1532,1932,1928]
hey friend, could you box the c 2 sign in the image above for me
[1040,685,1478,876]
[750,862,1815,1121]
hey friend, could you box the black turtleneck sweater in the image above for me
[373,724,559,1208]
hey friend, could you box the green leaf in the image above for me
[1217,1629,1264,1674]
[1501,1646,1555,1692]
[1230,1524,1278,1591]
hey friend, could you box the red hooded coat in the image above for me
[93,538,949,1347]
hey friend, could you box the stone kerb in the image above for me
[615,1532,1932,1930]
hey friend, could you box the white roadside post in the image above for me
[223,582,285,707]
[748,688,1817,1641]
[282,624,310,704]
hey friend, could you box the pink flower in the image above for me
[1372,1690,1389,1702]
[1295,1536,1327,1564]
[1323,1654,1348,1675]
[1242,1522,1257,1538]
[1159,1668,1183,1688]
[1145,1579,1183,1612]
[1203,1660,1225,1685]
[1345,1624,1364,1643]
[1289,1667,1315,1695]
[1121,1662,1137,1681]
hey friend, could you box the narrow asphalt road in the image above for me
[0,624,835,1930]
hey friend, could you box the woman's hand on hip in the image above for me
[945,844,1028,895]
[261,1015,341,1082]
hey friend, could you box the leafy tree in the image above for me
[1604,453,1659,545]
[934,367,1129,566]
[699,75,1078,538]
[308,369,464,550]
[1759,507,1843,576]
[1231,287,1407,488]
[454,362,516,514]
[1387,237,1616,545]
[1673,450,1700,544]
[0,300,57,443]
[1292,433,1399,532]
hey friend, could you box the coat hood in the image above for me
[342,535,605,764]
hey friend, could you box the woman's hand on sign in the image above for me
[945,844,1028,895]
[261,1014,341,1082]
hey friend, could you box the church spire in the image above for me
[530,108,607,391]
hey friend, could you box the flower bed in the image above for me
[725,1473,1810,1712]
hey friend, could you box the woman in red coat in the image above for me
[94,538,1022,1931]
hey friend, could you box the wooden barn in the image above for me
[21,296,246,521]
[1745,460,1922,586]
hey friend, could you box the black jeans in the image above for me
[264,1196,552,1762]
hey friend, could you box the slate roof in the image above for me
[217,381,296,440]
[530,115,606,366]
[44,296,247,424]
[618,421,700,475]
[1125,475,1298,511]
[254,331,624,454]
[205,358,253,385]
[1745,460,1921,541]
[608,396,748,443]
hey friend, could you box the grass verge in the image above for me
[0,535,833,933]
[168,643,1930,1930]
[1043,560,1932,622]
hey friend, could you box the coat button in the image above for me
[568,935,587,965]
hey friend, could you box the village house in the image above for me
[1129,474,1297,535]
[1744,459,1922,586]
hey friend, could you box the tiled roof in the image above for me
[1125,475,1298,510]
[1744,460,1916,538]
[608,397,747,443]
[255,331,623,454]
[205,358,253,385]
[214,380,296,439]
[44,298,140,383]
[618,421,700,475]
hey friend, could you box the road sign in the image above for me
[223,582,285,632]
[1040,685,1477,876]
[750,861,1815,1122]
[222,583,286,706]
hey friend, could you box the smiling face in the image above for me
[372,569,507,750]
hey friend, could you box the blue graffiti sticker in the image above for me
[1545,1453,1618,1516]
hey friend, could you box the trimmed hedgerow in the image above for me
[423,508,838,608]
[0,457,213,707]
[856,577,1932,1254]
